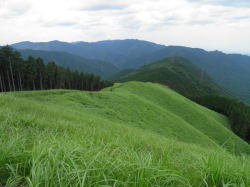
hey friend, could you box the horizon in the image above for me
[0,0,250,55]
[1,39,249,56]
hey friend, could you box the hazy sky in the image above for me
[0,0,250,54]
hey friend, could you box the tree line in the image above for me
[0,46,113,92]
[193,95,250,143]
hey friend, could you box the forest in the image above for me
[0,46,112,92]
[194,95,250,143]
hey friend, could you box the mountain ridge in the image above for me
[12,39,165,68]
[132,45,250,103]
[112,56,229,98]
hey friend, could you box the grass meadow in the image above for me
[0,82,249,186]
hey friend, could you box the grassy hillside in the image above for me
[19,49,119,78]
[0,82,249,186]
[112,57,227,98]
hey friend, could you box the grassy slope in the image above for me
[0,82,249,186]
[113,57,227,98]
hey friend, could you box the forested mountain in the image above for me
[11,40,250,103]
[19,49,119,78]
[12,39,165,68]
[0,46,112,92]
[112,57,227,98]
[131,46,250,103]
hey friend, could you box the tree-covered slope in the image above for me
[112,57,227,98]
[0,82,249,186]
[19,49,119,78]
[194,95,250,142]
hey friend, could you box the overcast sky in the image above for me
[0,0,250,54]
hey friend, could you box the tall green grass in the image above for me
[0,82,249,186]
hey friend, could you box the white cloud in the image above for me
[0,0,250,53]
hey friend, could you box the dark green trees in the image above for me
[0,46,112,92]
[0,46,23,92]
[194,95,250,143]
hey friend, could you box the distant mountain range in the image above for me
[111,57,227,98]
[12,39,165,69]
[19,49,118,78]
[11,39,250,103]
